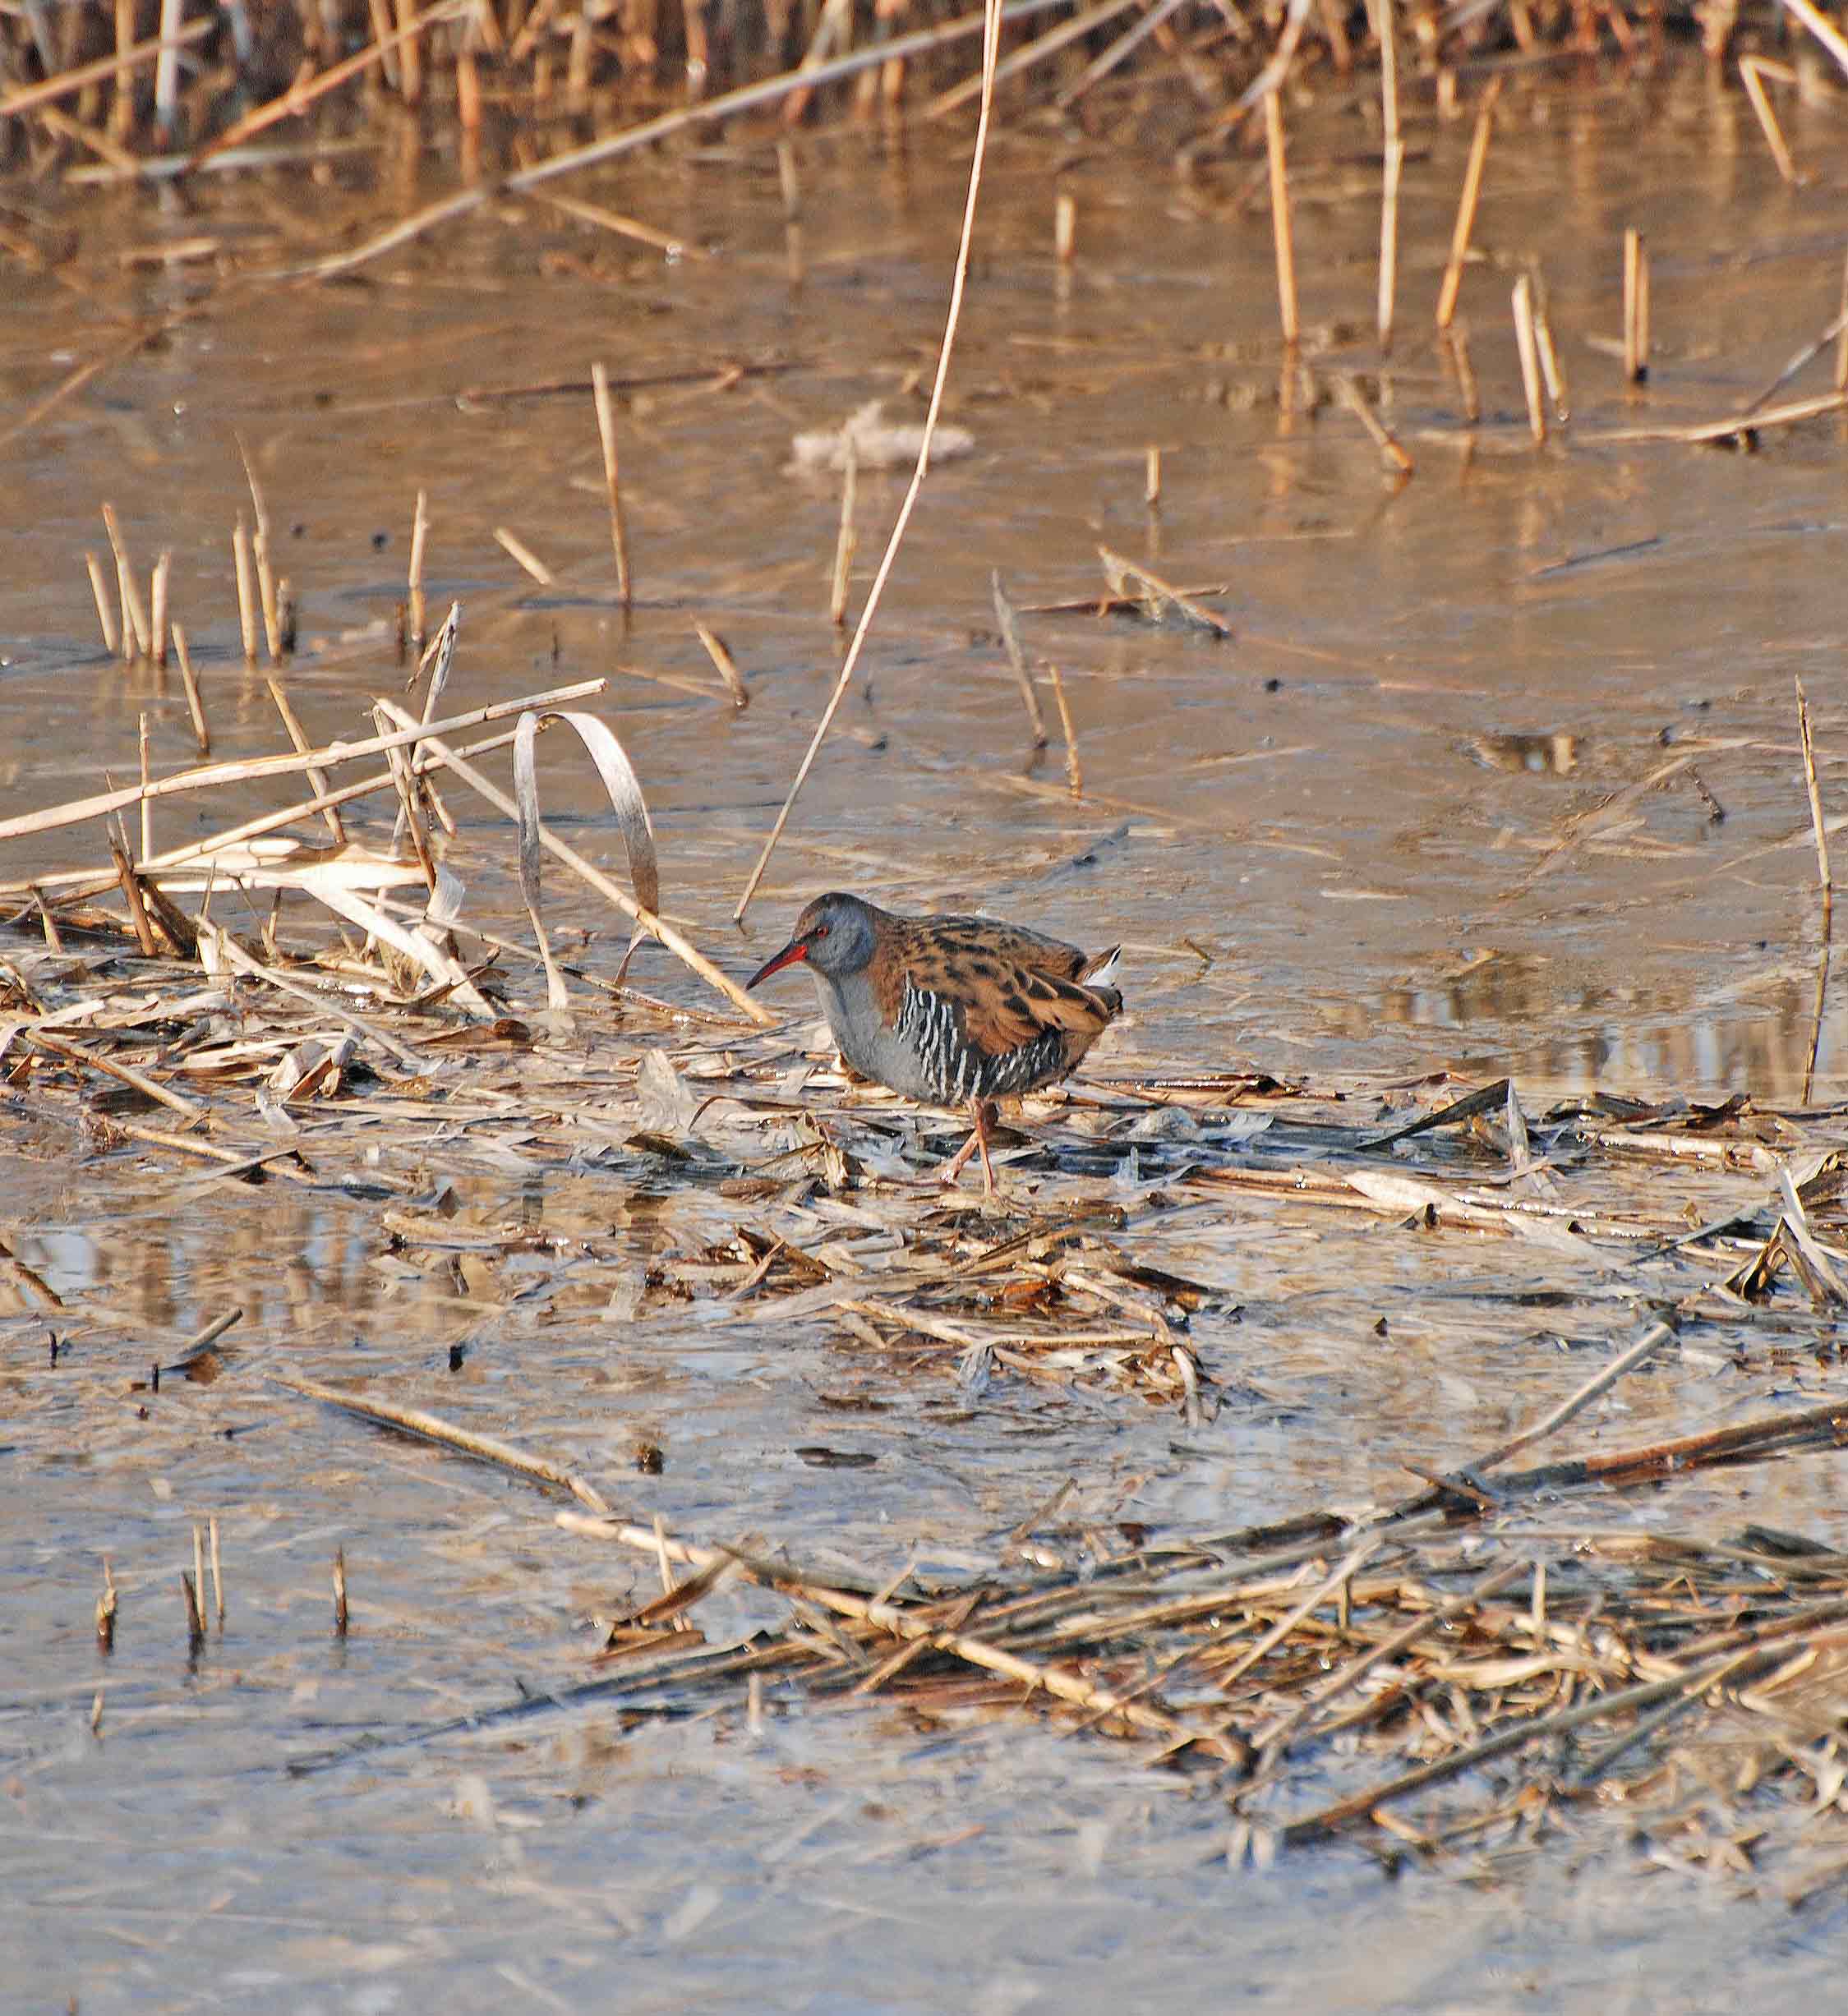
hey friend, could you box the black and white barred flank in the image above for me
[896,978,1071,1103]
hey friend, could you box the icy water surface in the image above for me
[6,62,1848,2012]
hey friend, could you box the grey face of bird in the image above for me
[744,892,878,990]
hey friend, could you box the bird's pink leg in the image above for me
[940,1099,998,1194]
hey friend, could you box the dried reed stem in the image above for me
[1797,674,1832,930]
[1623,227,1649,384]
[734,0,1006,923]
[371,699,773,1021]
[0,680,603,847]
[1436,79,1500,329]
[103,504,150,658]
[239,438,282,661]
[84,552,118,655]
[150,552,171,666]
[1144,445,1161,505]
[694,622,748,707]
[830,435,857,626]
[1053,189,1076,264]
[408,489,430,653]
[182,0,467,173]
[1336,373,1413,473]
[1512,274,1546,444]
[1264,89,1298,349]
[274,1370,615,1513]
[138,713,153,863]
[1780,0,1848,81]
[494,527,555,585]
[591,363,632,608]
[1739,55,1799,184]
[295,0,1069,283]
[233,516,257,665]
[1374,0,1400,352]
[991,573,1048,746]
[1044,661,1081,795]
[266,679,346,845]
[0,16,212,122]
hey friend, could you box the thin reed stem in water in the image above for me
[734,0,1006,923]
[1797,674,1832,933]
[592,363,632,609]
[173,624,209,753]
[85,552,119,656]
[1436,78,1499,329]
[1623,228,1649,384]
[1374,0,1400,352]
[1264,89,1298,349]
[233,515,257,665]
[1512,274,1546,444]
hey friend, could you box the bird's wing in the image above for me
[915,914,1089,985]
[964,963,1118,1062]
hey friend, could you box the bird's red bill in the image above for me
[746,937,809,990]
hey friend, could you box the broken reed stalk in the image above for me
[333,1547,348,1636]
[1436,78,1500,329]
[274,1370,615,1514]
[149,551,170,666]
[1780,0,1848,81]
[1043,660,1082,795]
[1512,274,1546,444]
[1374,0,1400,352]
[1145,445,1161,505]
[209,1515,224,1625]
[733,0,1005,924]
[95,1561,117,1652]
[1739,55,1799,184]
[102,504,150,658]
[0,679,605,846]
[1623,227,1649,384]
[84,552,118,655]
[1531,272,1567,418]
[991,573,1048,746]
[1264,87,1298,349]
[181,1572,205,1651]
[830,435,857,627]
[694,621,748,707]
[267,679,346,845]
[232,516,257,665]
[591,363,632,609]
[239,437,282,661]
[1796,674,1832,931]
[371,697,774,1022]
[494,527,554,585]
[1280,1644,1779,1845]
[1336,374,1412,474]
[1053,188,1076,264]
[1468,1316,1679,1472]
[138,713,153,863]
[408,489,430,653]
[173,626,209,753]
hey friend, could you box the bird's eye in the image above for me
[813,923,831,939]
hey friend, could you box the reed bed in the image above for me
[1,0,1837,191]
[13,634,1848,1881]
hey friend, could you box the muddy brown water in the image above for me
[6,66,1848,2009]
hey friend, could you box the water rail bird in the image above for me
[745,892,1122,1193]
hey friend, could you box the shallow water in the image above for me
[7,60,1848,2011]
